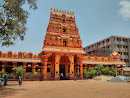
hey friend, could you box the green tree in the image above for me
[109,67,116,76]
[84,67,98,78]
[0,0,37,46]
[16,66,24,77]
[102,67,110,75]
[95,64,104,75]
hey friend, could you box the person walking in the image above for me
[19,75,22,85]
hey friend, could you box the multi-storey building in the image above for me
[84,36,130,66]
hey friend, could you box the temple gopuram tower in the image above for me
[42,8,86,80]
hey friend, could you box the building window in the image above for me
[63,41,67,46]
[47,68,50,72]
[108,39,109,42]
[126,52,128,55]
[126,46,128,48]
[63,29,66,32]
[117,45,122,48]
[123,39,127,42]
[26,68,32,72]
[117,38,121,41]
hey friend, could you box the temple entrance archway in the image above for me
[59,54,70,80]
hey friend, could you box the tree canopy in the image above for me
[0,0,38,46]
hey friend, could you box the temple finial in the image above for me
[54,8,55,11]
[50,8,52,10]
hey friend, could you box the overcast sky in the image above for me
[0,0,130,54]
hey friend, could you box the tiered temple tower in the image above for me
[42,8,86,80]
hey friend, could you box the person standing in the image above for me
[74,74,77,81]
[4,75,8,86]
[19,75,22,85]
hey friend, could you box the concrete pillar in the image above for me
[51,57,55,76]
[69,54,74,79]
[12,62,17,73]
[55,53,60,80]
[115,66,117,75]
[121,66,124,75]
[41,63,44,75]
[43,55,49,79]
[23,62,27,74]
[80,62,83,78]
[85,65,87,71]
[2,62,6,72]
[33,63,37,74]
[77,66,79,77]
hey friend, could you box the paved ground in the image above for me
[0,79,130,98]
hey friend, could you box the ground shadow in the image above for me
[0,83,27,98]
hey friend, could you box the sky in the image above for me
[0,0,130,54]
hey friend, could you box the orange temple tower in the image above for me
[41,8,86,80]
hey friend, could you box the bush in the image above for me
[109,67,116,76]
[95,64,104,75]
[83,67,98,78]
[102,67,110,75]
[83,64,116,78]
[7,73,16,79]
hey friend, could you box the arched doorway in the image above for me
[59,55,70,80]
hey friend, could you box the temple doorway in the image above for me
[60,64,66,80]
[59,54,70,80]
